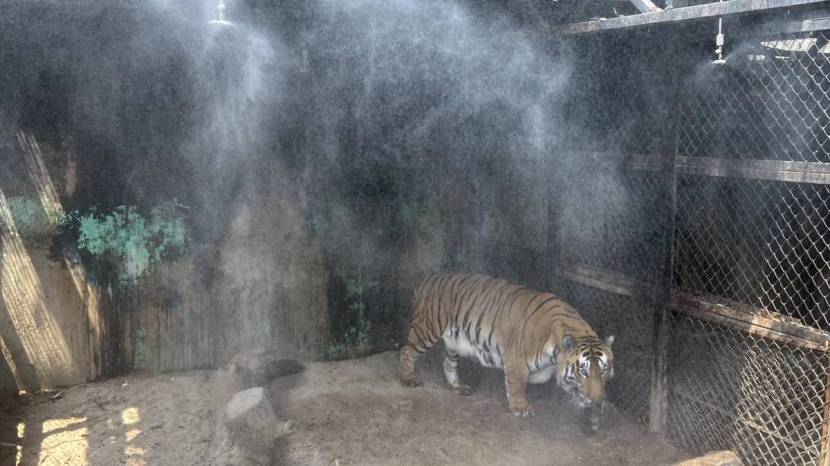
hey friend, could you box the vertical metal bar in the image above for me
[649,36,684,435]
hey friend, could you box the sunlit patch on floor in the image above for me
[125,428,142,442]
[125,444,146,465]
[122,407,141,426]
[122,407,146,465]
[15,421,25,466]
[38,417,88,465]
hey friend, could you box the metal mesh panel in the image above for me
[680,33,830,163]
[675,175,830,331]
[668,314,829,465]
[665,30,830,465]
[559,166,668,284]
[559,281,654,424]
[555,27,830,466]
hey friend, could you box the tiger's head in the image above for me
[557,335,614,409]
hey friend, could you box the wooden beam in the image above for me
[650,68,682,436]
[676,157,830,185]
[671,290,830,352]
[630,0,663,14]
[573,152,830,184]
[819,361,830,466]
[731,13,830,38]
[554,0,830,35]
[577,151,664,171]
[553,262,830,351]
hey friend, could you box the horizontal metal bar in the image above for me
[554,0,830,35]
[553,262,830,350]
[676,156,830,184]
[671,290,830,351]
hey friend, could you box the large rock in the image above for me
[224,387,291,463]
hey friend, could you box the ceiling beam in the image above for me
[554,0,830,35]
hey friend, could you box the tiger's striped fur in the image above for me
[399,273,614,416]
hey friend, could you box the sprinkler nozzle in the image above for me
[714,17,725,64]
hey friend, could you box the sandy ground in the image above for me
[1,351,690,465]
[0,371,216,465]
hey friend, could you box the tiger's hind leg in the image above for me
[400,322,439,387]
[442,349,473,396]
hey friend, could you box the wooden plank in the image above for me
[731,14,830,38]
[820,361,830,466]
[676,157,830,184]
[650,60,683,435]
[553,262,830,351]
[631,0,663,14]
[671,290,830,351]
[554,0,830,35]
[575,152,830,184]
[672,451,742,466]
[578,151,665,171]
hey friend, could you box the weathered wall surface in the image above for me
[0,0,565,388]
[0,244,93,391]
[115,172,329,373]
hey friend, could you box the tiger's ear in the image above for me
[562,335,575,352]
[604,335,615,347]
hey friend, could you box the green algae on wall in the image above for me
[68,200,187,280]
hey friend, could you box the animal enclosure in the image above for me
[2,0,830,465]
[553,15,830,466]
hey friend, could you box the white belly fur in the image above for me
[442,329,557,383]
[443,329,503,368]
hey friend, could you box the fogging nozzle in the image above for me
[713,17,725,64]
[210,0,234,30]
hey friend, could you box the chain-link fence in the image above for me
[667,29,830,465]
[668,314,830,465]
[552,26,830,465]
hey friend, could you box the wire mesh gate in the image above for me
[551,24,830,465]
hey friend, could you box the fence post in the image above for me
[820,358,830,466]
[649,39,683,435]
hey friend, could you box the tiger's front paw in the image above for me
[402,378,423,388]
[454,384,473,396]
[509,401,535,417]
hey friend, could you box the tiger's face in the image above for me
[558,335,614,409]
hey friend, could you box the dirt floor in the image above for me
[1,351,690,465]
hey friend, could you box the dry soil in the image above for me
[1,351,690,466]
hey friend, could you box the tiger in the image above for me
[399,273,614,417]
